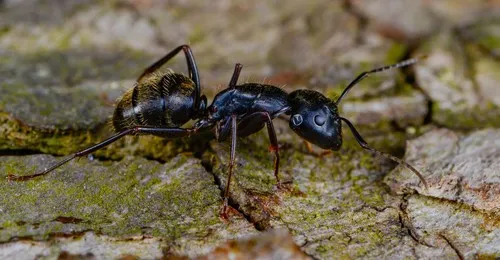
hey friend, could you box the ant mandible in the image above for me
[8,45,428,218]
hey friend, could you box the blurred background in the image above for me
[1,0,499,133]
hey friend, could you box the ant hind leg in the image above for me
[7,126,197,181]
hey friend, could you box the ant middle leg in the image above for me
[303,141,332,157]
[7,126,199,181]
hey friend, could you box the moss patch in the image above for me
[209,126,416,258]
[0,155,257,254]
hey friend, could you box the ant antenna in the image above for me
[335,58,421,106]
[340,117,428,189]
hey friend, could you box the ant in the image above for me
[8,45,427,218]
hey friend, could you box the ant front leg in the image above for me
[236,107,291,188]
[264,113,281,186]
[7,126,200,181]
[237,112,281,185]
[303,141,332,157]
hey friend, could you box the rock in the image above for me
[402,195,500,259]
[208,131,419,259]
[415,28,500,129]
[0,2,163,54]
[0,78,196,160]
[0,79,124,130]
[196,229,310,260]
[0,50,153,87]
[459,19,500,58]
[0,232,163,259]
[1,0,499,258]
[0,155,258,258]
[2,229,310,259]
[349,0,497,40]
[340,91,427,127]
[209,127,500,258]
[386,128,500,214]
[307,31,428,130]
[0,52,203,160]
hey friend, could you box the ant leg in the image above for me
[335,58,421,105]
[265,107,291,185]
[304,141,314,154]
[262,112,281,186]
[303,141,332,157]
[137,45,202,110]
[7,126,198,181]
[228,63,243,89]
[234,111,284,186]
[339,117,428,189]
[215,118,232,142]
[221,114,238,219]
[138,45,199,85]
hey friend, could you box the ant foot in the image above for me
[302,141,332,157]
[6,173,42,181]
[7,174,28,181]
[274,180,293,191]
[219,198,230,220]
[268,145,278,152]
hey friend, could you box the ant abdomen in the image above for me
[113,72,197,132]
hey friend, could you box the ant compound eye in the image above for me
[314,114,326,126]
[291,114,303,126]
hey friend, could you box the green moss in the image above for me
[358,152,378,171]
[385,43,408,64]
[355,246,368,256]
[52,29,74,50]
[433,102,500,129]
[478,34,500,50]
[0,110,197,164]
[0,155,242,243]
[188,26,206,45]
[209,122,402,255]
[1,221,16,229]
[0,25,11,38]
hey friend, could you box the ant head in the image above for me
[288,90,342,150]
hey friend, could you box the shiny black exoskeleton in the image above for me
[9,45,427,218]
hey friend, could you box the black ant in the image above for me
[8,45,427,218]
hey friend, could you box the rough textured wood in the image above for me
[0,0,499,259]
